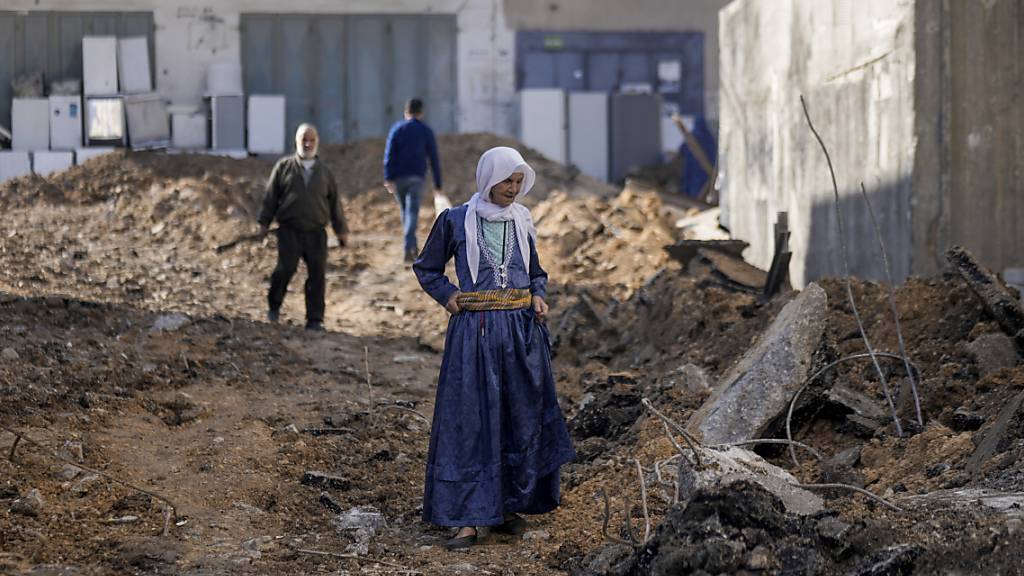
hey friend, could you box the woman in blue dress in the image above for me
[413,146,576,550]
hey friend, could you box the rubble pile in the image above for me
[1,134,1023,575]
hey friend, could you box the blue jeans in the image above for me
[394,176,425,254]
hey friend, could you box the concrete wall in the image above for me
[719,0,917,287]
[721,0,1024,285]
[916,0,1023,277]
[3,0,517,135]
[504,0,731,120]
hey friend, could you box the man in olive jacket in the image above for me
[258,123,348,331]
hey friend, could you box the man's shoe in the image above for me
[305,321,325,332]
[492,513,527,536]
[267,309,280,323]
[404,249,417,263]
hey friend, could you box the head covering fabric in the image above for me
[464,147,537,285]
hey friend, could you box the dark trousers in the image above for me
[268,226,327,323]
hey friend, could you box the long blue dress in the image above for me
[413,205,576,527]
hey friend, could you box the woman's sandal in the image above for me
[492,513,527,536]
[445,528,478,550]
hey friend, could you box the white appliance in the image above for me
[247,95,286,154]
[118,36,152,94]
[172,113,208,149]
[0,151,32,182]
[85,97,126,145]
[520,89,567,164]
[32,151,74,176]
[209,95,245,150]
[569,92,610,182]
[49,95,83,150]
[83,36,119,95]
[12,98,50,151]
[124,93,170,149]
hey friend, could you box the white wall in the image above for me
[4,0,517,136]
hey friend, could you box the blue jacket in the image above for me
[383,118,442,189]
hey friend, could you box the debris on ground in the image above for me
[1,134,1024,575]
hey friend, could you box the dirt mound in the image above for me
[322,132,616,203]
[4,129,1024,575]
[0,150,272,208]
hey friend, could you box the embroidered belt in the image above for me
[456,289,532,311]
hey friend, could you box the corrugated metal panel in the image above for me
[0,15,15,133]
[317,19,346,143]
[241,13,456,144]
[281,16,314,142]
[425,16,457,135]
[0,11,154,130]
[346,16,388,142]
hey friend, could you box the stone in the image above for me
[583,544,636,576]
[318,491,343,513]
[687,283,827,444]
[53,464,82,481]
[680,446,823,516]
[271,424,300,441]
[816,516,852,545]
[58,440,84,463]
[301,471,351,491]
[966,332,1020,375]
[1,347,20,361]
[829,445,862,468]
[334,506,387,533]
[69,474,101,497]
[852,544,921,576]
[523,529,551,541]
[827,382,887,421]
[952,407,985,431]
[151,313,190,333]
[10,488,44,517]
[746,545,773,570]
[240,536,274,559]
[668,363,711,393]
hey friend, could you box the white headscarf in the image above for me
[465,147,537,285]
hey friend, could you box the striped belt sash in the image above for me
[456,289,532,311]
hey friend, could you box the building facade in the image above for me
[1,0,729,146]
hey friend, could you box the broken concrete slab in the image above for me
[826,383,887,422]
[687,283,827,444]
[10,488,45,517]
[966,388,1024,474]
[902,488,1024,519]
[681,446,823,516]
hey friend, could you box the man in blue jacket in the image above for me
[384,98,443,263]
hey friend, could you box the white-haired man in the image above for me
[258,124,348,331]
